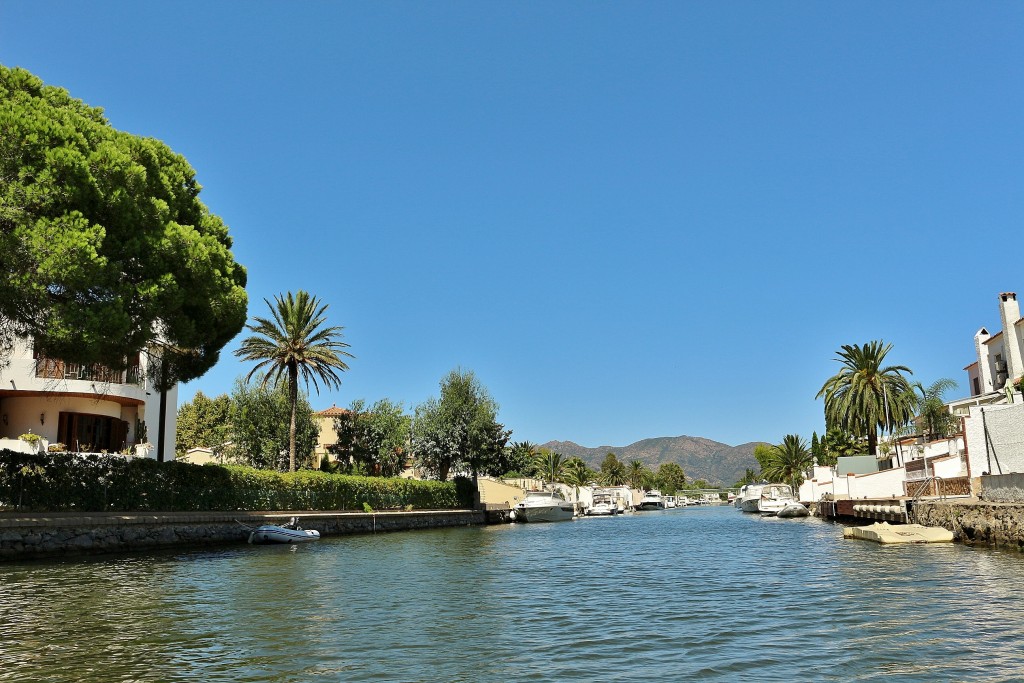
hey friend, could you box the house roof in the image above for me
[317,404,350,417]
[964,361,978,371]
[983,331,1004,345]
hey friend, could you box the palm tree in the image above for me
[509,441,539,476]
[815,340,915,456]
[235,291,353,472]
[913,378,959,442]
[761,435,813,491]
[600,453,627,486]
[627,460,649,490]
[533,450,565,485]
[562,457,592,507]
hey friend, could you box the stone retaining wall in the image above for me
[0,509,484,560]
[913,500,1024,550]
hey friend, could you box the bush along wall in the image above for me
[0,450,470,513]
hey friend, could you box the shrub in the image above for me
[18,433,41,446]
[0,449,464,513]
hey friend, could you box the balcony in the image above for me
[34,357,142,386]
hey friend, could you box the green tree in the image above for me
[735,468,760,487]
[816,340,916,456]
[599,452,626,486]
[533,449,566,484]
[229,378,318,470]
[504,441,539,477]
[821,427,860,465]
[913,378,959,442]
[655,462,686,494]
[753,443,775,474]
[0,65,247,382]
[562,456,592,507]
[234,290,352,472]
[333,398,411,477]
[810,432,822,466]
[760,434,813,490]
[627,460,650,490]
[563,457,594,487]
[175,391,232,457]
[412,369,508,481]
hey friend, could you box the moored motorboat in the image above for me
[757,484,798,516]
[636,489,665,510]
[776,501,809,518]
[588,492,619,516]
[248,517,321,544]
[512,490,575,522]
[737,483,768,513]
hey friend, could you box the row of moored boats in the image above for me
[509,488,724,523]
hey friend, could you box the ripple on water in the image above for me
[4,507,1024,682]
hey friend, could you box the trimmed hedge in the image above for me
[0,450,471,512]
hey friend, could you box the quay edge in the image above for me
[0,509,485,561]
[912,500,1024,550]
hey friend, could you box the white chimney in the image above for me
[998,292,1023,385]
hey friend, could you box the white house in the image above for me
[0,338,176,459]
[965,292,1024,398]
[801,291,1024,504]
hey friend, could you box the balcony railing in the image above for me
[34,357,142,386]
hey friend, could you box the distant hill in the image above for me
[539,435,764,486]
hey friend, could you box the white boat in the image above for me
[777,501,809,518]
[737,483,768,513]
[664,495,677,509]
[757,484,798,516]
[512,491,575,522]
[636,489,665,511]
[248,518,321,544]
[588,492,619,516]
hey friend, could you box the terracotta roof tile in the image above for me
[317,405,351,417]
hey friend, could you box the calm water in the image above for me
[3,506,1024,682]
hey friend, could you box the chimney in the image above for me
[998,292,1023,386]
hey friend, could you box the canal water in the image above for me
[3,505,1024,682]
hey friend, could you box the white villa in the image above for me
[800,291,1024,505]
[0,338,176,459]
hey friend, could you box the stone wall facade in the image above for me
[0,509,484,561]
[913,500,1024,550]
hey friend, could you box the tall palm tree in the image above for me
[235,291,353,472]
[815,340,915,456]
[761,434,813,491]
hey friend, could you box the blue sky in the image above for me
[3,3,1022,448]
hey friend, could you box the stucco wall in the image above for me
[964,402,1024,476]
[846,466,907,499]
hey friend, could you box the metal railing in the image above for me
[34,358,142,385]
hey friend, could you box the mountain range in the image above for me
[539,435,763,486]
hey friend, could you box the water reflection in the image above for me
[3,508,1024,681]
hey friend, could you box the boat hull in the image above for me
[248,525,321,544]
[515,504,574,523]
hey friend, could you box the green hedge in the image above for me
[0,450,471,512]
